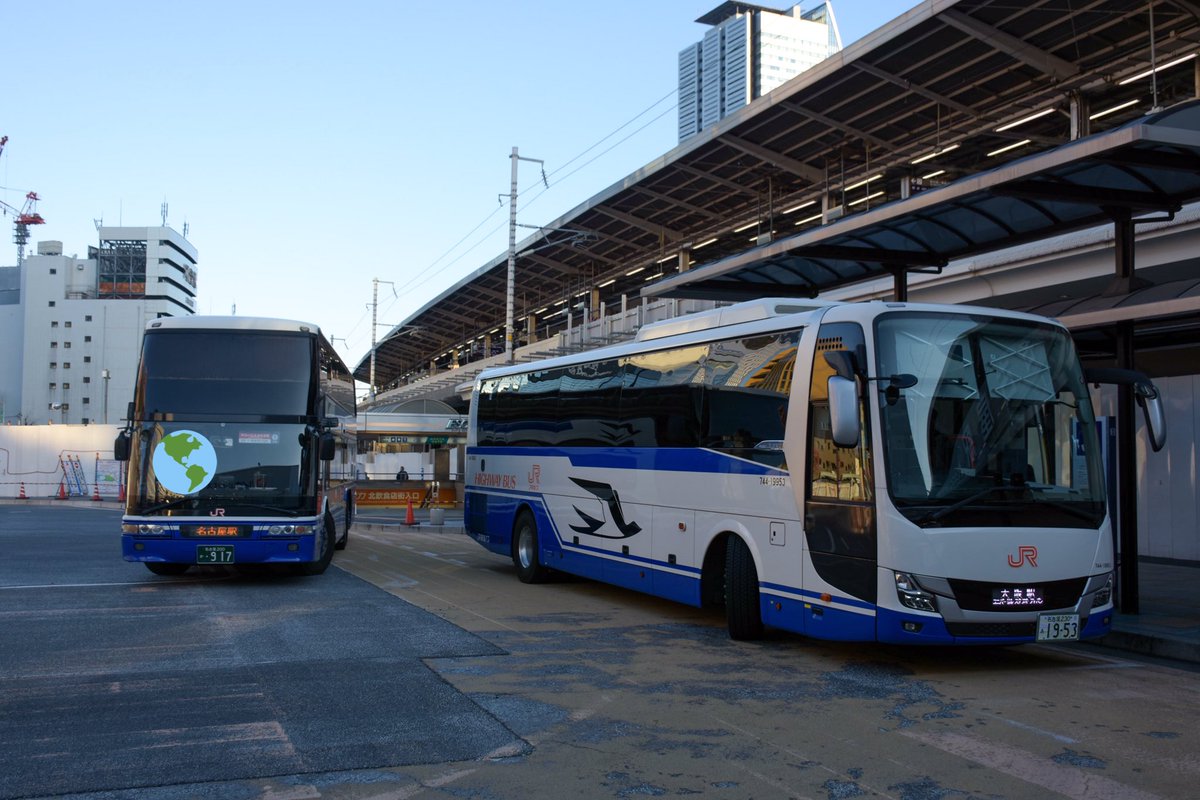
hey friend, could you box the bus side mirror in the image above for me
[828,376,860,448]
[1135,381,1167,453]
[114,430,131,461]
[319,431,336,461]
[1084,367,1167,453]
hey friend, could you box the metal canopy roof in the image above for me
[357,0,1200,390]
[644,101,1200,301]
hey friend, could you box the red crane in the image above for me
[0,136,46,265]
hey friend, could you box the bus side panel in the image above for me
[465,489,519,557]
[757,580,880,640]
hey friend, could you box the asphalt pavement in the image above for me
[11,499,1199,666]
[354,505,1200,666]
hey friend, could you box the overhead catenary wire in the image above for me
[365,88,679,351]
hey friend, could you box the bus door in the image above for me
[803,322,877,640]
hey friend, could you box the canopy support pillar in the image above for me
[1109,209,1141,613]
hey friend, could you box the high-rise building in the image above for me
[0,226,197,425]
[679,2,841,142]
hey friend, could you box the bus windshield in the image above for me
[874,312,1105,528]
[137,331,315,418]
[125,422,318,516]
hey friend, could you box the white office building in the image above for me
[0,227,197,425]
[679,2,841,142]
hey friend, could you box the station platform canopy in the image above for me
[357,0,1200,390]
[643,101,1200,302]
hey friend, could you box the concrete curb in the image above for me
[1099,628,1200,664]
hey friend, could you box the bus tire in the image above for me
[725,536,764,640]
[146,562,189,576]
[337,491,354,550]
[298,513,336,576]
[512,509,549,584]
[335,508,349,550]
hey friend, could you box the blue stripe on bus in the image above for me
[470,446,787,476]
[759,581,876,612]
[560,537,702,576]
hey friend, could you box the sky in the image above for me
[2,0,917,371]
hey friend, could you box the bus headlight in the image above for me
[1092,572,1114,608]
[122,523,169,535]
[266,524,313,536]
[895,572,938,613]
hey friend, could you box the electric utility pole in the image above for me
[506,147,546,363]
[368,278,396,399]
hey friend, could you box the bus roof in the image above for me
[476,298,1068,383]
[145,315,322,335]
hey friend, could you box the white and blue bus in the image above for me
[464,298,1165,644]
[116,316,358,576]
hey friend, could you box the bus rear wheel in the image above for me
[512,510,549,584]
[725,536,764,640]
[336,492,353,550]
[146,563,190,576]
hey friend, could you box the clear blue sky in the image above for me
[2,1,917,368]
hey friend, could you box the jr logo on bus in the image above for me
[568,477,642,539]
[1008,545,1038,568]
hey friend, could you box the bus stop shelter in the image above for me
[644,100,1200,613]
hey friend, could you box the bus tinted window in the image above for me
[622,344,707,447]
[703,333,797,454]
[474,329,800,453]
[138,331,314,417]
[477,378,500,446]
[558,360,624,446]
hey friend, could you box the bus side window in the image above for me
[809,326,872,502]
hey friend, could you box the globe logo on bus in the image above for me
[152,430,217,495]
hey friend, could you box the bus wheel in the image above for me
[512,510,549,584]
[337,493,354,551]
[146,563,189,576]
[725,536,763,640]
[298,513,336,576]
[335,512,349,550]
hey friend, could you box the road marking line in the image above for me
[900,728,1164,800]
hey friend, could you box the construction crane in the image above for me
[1,190,45,266]
[0,136,46,266]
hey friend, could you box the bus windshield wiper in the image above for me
[1026,497,1103,524]
[137,497,199,515]
[915,481,1023,525]
[216,502,304,517]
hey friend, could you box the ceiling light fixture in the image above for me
[1119,53,1197,85]
[911,143,959,165]
[844,173,883,191]
[781,199,817,214]
[848,191,885,207]
[1089,99,1140,120]
[986,139,1031,158]
[995,107,1055,132]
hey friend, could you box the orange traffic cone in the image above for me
[18,482,27,500]
[92,482,102,502]
[56,479,67,500]
[404,498,416,526]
